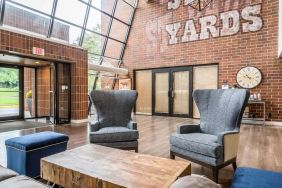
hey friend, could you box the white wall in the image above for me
[279,0,282,57]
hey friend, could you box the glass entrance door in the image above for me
[153,67,192,117]
[48,62,71,124]
[0,66,23,121]
[153,71,170,115]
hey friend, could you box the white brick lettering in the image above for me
[221,10,240,36]
[166,22,181,45]
[182,20,199,42]
[168,0,181,10]
[242,5,263,32]
[200,15,219,40]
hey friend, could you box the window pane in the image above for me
[88,54,102,64]
[93,0,115,14]
[114,0,133,24]
[3,2,50,36]
[55,0,87,26]
[82,31,105,55]
[109,20,129,42]
[104,39,124,59]
[101,57,120,68]
[124,0,137,7]
[88,70,98,92]
[87,7,110,35]
[10,0,54,14]
[51,19,82,44]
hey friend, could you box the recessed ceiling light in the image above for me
[35,62,40,64]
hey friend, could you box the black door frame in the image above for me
[0,64,24,121]
[49,62,71,124]
[152,66,193,118]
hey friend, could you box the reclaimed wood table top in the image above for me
[41,144,191,188]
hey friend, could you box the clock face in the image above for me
[236,66,262,89]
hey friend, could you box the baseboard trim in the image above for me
[265,121,282,126]
[71,119,88,124]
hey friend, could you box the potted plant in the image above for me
[26,90,32,116]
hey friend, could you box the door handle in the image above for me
[171,90,175,98]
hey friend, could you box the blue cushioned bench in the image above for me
[5,131,69,178]
[231,167,282,188]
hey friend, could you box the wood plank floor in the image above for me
[0,115,282,187]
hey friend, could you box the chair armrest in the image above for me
[89,121,100,132]
[218,131,240,162]
[218,131,239,145]
[177,124,200,134]
[127,121,137,130]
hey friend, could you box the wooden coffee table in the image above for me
[41,144,191,188]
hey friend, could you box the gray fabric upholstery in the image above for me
[171,146,222,166]
[90,127,139,143]
[0,175,48,188]
[90,90,137,129]
[193,89,249,135]
[170,175,221,188]
[0,165,18,182]
[170,133,223,158]
[89,90,139,149]
[177,124,200,134]
[170,89,250,166]
[95,141,138,148]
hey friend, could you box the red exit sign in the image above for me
[32,47,45,56]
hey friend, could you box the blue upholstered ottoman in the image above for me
[5,131,69,178]
[232,167,282,188]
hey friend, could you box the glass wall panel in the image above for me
[0,67,20,119]
[135,70,152,115]
[193,65,218,118]
[101,57,120,68]
[51,19,82,44]
[55,0,87,26]
[173,71,189,115]
[3,2,50,36]
[124,0,137,7]
[88,70,98,91]
[10,0,53,15]
[24,67,36,118]
[89,54,102,65]
[109,20,129,42]
[87,7,111,35]
[114,0,133,24]
[93,0,115,14]
[104,39,124,59]
[82,31,105,55]
[154,72,169,114]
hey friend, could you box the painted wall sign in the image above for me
[165,3,263,45]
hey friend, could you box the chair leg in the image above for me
[212,167,219,183]
[135,146,138,153]
[170,151,175,159]
[232,162,237,171]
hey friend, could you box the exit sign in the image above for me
[32,47,45,56]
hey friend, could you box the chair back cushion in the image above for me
[193,89,250,135]
[90,90,137,128]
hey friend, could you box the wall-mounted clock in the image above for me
[236,66,262,89]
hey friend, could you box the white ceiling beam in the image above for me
[88,63,128,75]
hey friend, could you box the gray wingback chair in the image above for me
[89,90,139,152]
[170,89,250,182]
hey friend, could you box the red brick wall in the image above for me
[0,29,88,121]
[123,0,282,121]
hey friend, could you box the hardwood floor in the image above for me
[0,115,282,187]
